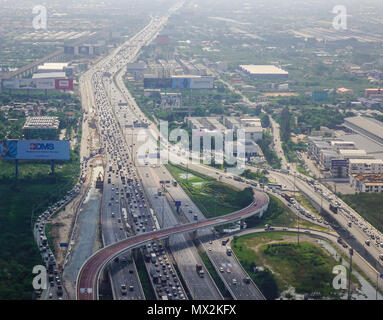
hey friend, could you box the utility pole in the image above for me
[376,273,382,300]
[161,197,164,228]
[294,172,299,246]
[348,248,353,300]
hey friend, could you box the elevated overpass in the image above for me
[76,190,269,300]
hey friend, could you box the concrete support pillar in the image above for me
[191,230,198,240]
[129,249,136,260]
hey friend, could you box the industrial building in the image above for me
[32,72,67,80]
[344,116,383,145]
[238,65,288,79]
[36,63,70,73]
[23,116,59,139]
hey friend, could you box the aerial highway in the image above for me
[76,192,269,300]
[75,1,228,301]
[269,170,383,266]
[74,0,381,301]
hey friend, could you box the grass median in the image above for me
[232,232,359,300]
[165,163,253,218]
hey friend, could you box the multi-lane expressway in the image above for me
[77,192,269,299]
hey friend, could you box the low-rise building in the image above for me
[338,149,372,160]
[350,174,383,193]
[307,137,333,162]
[330,150,373,178]
[365,88,383,99]
[337,87,354,95]
[224,117,241,130]
[238,65,288,79]
[349,158,383,175]
[23,116,59,139]
[320,149,339,170]
[330,141,355,151]
[244,126,263,142]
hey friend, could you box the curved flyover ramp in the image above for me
[76,190,269,300]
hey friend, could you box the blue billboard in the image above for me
[0,140,70,160]
[143,77,171,89]
[171,77,191,89]
[331,159,348,167]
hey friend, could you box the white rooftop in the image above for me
[239,65,288,75]
[349,158,383,164]
[37,63,69,71]
[345,116,383,140]
[339,149,367,156]
[32,72,66,79]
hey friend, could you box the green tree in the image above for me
[280,107,291,143]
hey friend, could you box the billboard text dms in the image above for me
[0,140,70,160]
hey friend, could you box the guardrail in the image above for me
[76,192,269,299]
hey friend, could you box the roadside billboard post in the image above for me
[15,159,18,179]
[1,78,73,91]
[0,140,70,178]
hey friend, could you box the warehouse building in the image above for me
[32,72,67,80]
[37,63,70,73]
[344,116,383,145]
[238,65,288,79]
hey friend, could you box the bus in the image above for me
[268,183,282,190]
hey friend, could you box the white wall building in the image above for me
[349,159,383,175]
[330,141,355,151]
